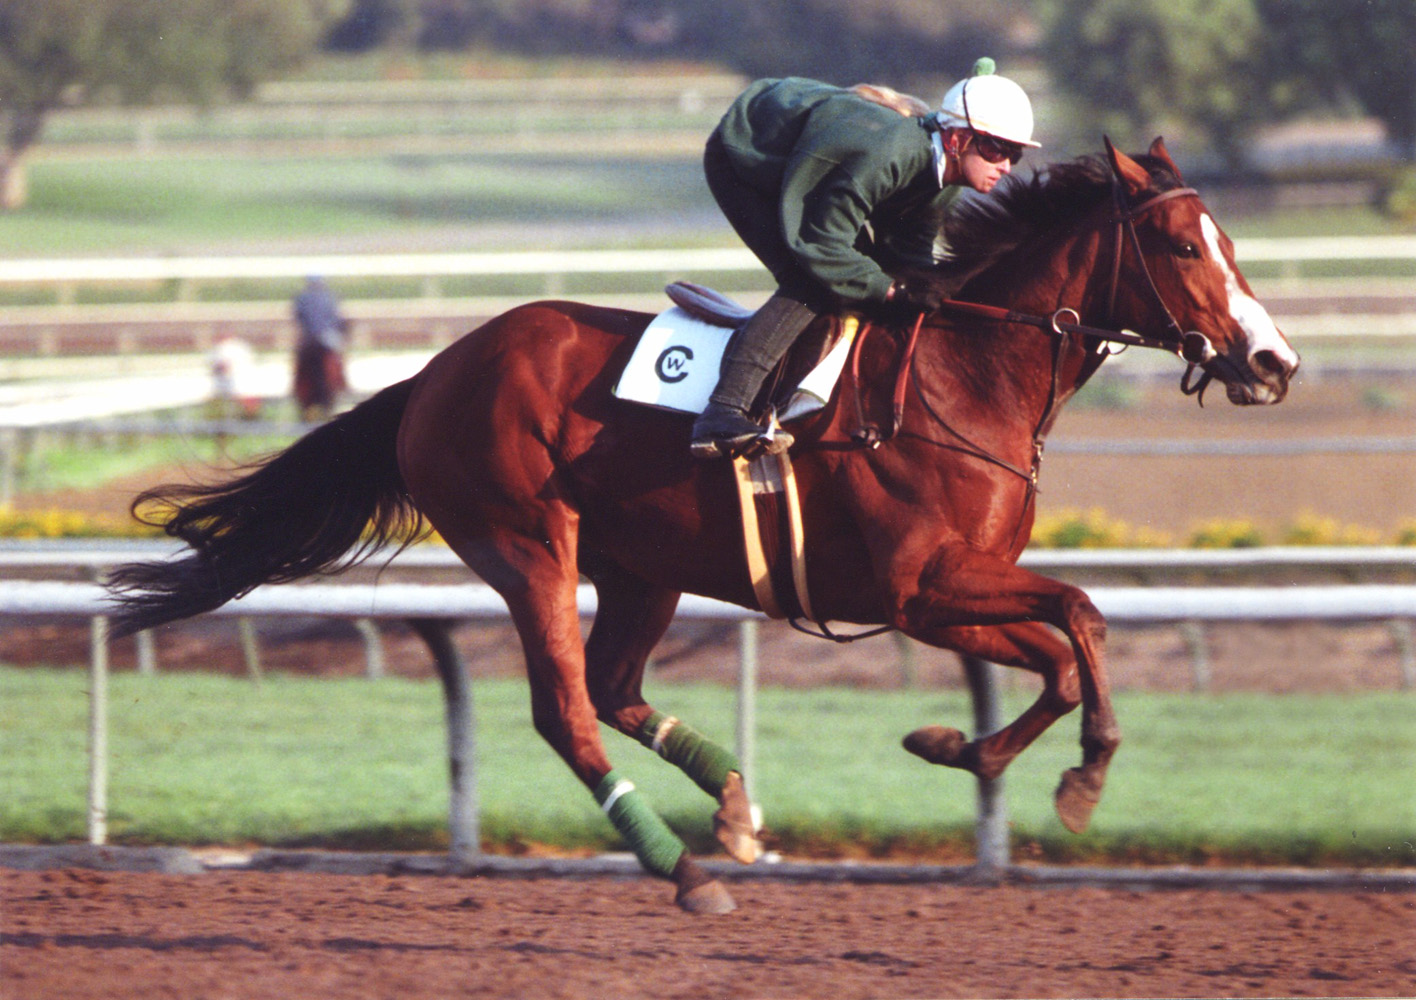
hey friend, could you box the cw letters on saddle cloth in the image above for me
[614,307,731,414]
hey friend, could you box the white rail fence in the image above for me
[0,240,1414,340]
[3,237,1415,285]
[2,542,1413,870]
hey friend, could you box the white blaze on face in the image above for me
[1199,213,1298,369]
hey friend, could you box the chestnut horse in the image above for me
[107,139,1298,913]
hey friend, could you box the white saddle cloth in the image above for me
[613,306,856,420]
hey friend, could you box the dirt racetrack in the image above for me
[4,867,1415,999]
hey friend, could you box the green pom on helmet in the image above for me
[972,56,996,77]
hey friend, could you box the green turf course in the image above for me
[3,667,1412,867]
[1,152,719,257]
[2,143,1406,261]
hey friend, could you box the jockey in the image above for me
[691,57,1040,459]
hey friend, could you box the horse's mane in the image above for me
[938,153,1186,282]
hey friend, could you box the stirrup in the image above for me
[691,404,794,460]
[691,426,794,460]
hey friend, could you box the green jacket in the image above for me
[715,77,961,303]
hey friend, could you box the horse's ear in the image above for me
[1104,136,1151,198]
[1148,137,1184,180]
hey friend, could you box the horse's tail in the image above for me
[106,377,425,638]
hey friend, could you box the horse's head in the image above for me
[1105,137,1299,405]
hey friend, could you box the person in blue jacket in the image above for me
[691,58,1040,458]
[292,275,350,421]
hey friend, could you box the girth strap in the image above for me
[732,450,892,642]
[732,451,813,621]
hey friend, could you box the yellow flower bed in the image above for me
[1031,508,1411,549]
[1031,507,1173,549]
[0,504,1409,548]
[0,507,162,540]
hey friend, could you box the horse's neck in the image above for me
[948,230,1110,422]
[979,226,1110,393]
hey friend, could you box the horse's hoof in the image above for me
[713,771,763,864]
[1054,765,1103,834]
[676,877,737,914]
[671,855,736,914]
[902,725,975,770]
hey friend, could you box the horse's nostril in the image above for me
[1251,348,1294,381]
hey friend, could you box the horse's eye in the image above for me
[1174,241,1201,259]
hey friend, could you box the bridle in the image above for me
[853,174,1208,442]
[847,171,1213,545]
[935,181,1211,379]
[1105,182,1217,398]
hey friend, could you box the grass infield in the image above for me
[3,153,717,258]
[3,668,1412,867]
[2,146,1405,260]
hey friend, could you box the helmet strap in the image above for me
[960,77,976,132]
[939,129,966,185]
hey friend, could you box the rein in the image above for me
[848,180,1206,512]
[932,185,1202,358]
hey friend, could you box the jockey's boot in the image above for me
[690,292,817,459]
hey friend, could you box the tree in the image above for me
[326,0,417,51]
[1033,0,1272,169]
[1256,0,1416,161]
[682,0,1021,84]
[402,0,1020,87]
[0,0,347,210]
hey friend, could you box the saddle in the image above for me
[664,281,754,326]
[664,281,854,421]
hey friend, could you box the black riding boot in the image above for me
[690,293,817,459]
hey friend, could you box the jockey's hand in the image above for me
[886,278,945,317]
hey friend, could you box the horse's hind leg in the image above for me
[902,621,1080,780]
[436,521,733,913]
[581,558,761,864]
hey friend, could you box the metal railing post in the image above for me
[354,618,385,679]
[736,618,759,802]
[962,655,1008,874]
[237,617,263,683]
[88,615,109,846]
[408,618,479,865]
[1391,618,1416,690]
[1181,620,1211,692]
[135,629,157,676]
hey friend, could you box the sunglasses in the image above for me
[972,133,1024,166]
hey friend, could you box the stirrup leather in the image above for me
[731,450,813,621]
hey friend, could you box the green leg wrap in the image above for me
[639,711,740,798]
[593,770,685,880]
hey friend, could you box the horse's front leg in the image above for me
[888,546,1120,833]
[901,620,1080,780]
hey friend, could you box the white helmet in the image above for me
[939,57,1040,148]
